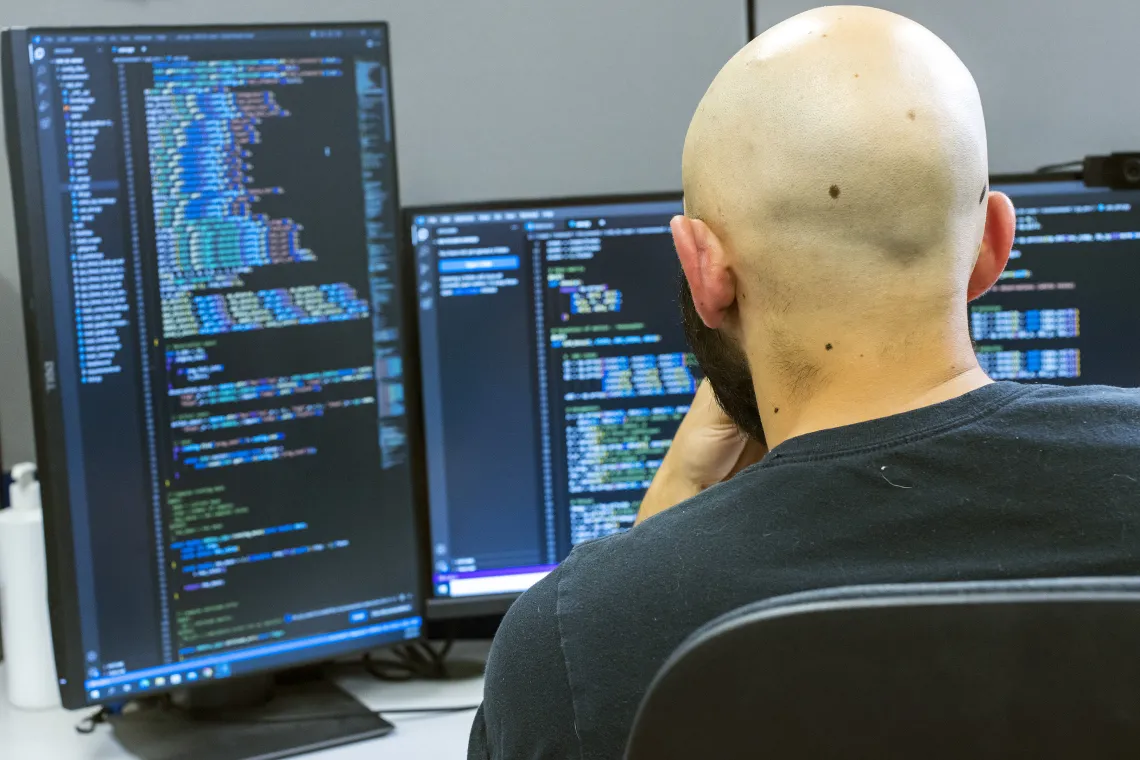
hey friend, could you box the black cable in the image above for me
[75,706,111,734]
[363,637,456,682]
[746,0,756,40]
[1035,160,1083,174]
[363,650,419,682]
[413,639,451,673]
[363,645,432,681]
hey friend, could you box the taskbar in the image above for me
[83,615,421,704]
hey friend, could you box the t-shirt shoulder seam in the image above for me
[761,384,1037,466]
[555,569,587,759]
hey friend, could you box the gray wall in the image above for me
[0,0,746,466]
[752,0,1140,173]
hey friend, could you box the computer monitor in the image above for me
[977,174,1140,384]
[412,175,1140,620]
[407,194,698,619]
[3,23,423,710]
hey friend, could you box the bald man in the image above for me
[469,7,1140,759]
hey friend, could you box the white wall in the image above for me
[0,0,747,466]
[752,0,1140,173]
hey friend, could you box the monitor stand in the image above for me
[107,670,393,760]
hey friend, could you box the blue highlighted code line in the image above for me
[438,256,520,274]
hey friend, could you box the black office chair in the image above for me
[626,578,1140,760]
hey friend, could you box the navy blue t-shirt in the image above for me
[470,382,1140,760]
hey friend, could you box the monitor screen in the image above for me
[3,23,422,708]
[409,195,699,606]
[977,176,1140,385]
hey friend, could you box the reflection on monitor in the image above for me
[410,196,699,603]
[3,23,422,709]
[977,176,1140,384]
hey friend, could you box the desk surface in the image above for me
[0,643,487,760]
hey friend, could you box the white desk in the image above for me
[0,643,487,760]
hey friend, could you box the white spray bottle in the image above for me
[0,463,60,709]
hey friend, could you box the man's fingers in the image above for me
[691,379,731,423]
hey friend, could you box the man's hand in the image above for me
[635,380,767,524]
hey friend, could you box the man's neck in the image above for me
[750,328,990,449]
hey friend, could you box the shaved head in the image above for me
[685,5,987,272]
[675,6,1015,445]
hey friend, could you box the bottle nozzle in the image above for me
[9,462,39,511]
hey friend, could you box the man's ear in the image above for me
[967,191,1016,301]
[672,215,737,329]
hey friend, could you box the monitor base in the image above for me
[108,673,393,760]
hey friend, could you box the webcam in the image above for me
[1084,153,1140,190]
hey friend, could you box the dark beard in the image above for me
[679,275,766,446]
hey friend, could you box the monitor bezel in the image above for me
[2,20,427,710]
[402,191,683,622]
[990,171,1084,187]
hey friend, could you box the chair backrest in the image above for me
[625,577,1140,760]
